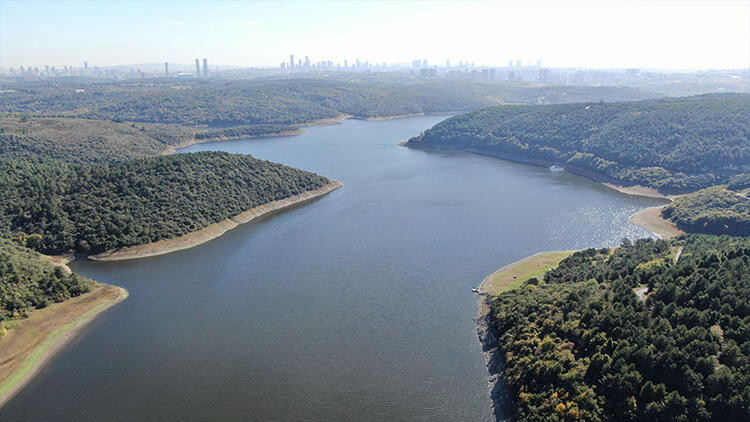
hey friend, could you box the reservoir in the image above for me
[0,116,662,421]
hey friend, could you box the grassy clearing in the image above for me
[479,251,576,296]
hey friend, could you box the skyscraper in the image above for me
[164,62,169,77]
[84,61,88,70]
[290,54,295,69]
[422,59,428,68]
[305,56,310,68]
[195,58,200,76]
[203,58,208,78]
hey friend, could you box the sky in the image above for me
[1,0,748,70]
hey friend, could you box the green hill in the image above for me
[487,235,750,421]
[0,240,90,322]
[662,186,750,236]
[407,94,750,193]
[0,152,330,255]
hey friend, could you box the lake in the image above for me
[0,115,663,421]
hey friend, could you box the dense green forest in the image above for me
[488,235,750,421]
[0,152,330,255]
[408,94,750,193]
[662,186,750,236]
[0,240,90,321]
[0,78,656,127]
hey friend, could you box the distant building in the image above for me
[195,58,200,76]
[290,54,295,69]
[446,59,450,68]
[419,68,437,77]
[539,68,550,83]
[422,59,428,68]
[515,60,522,68]
[203,58,208,77]
[84,61,88,70]
[164,62,169,77]
[508,60,513,67]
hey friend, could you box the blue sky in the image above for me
[1,0,748,69]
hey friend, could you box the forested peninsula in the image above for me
[479,235,750,422]
[407,94,750,194]
[0,152,334,256]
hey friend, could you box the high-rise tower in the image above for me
[202,58,208,78]
[165,62,169,77]
[195,58,200,76]
[289,54,295,69]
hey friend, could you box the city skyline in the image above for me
[1,0,749,70]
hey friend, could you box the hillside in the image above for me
[486,235,750,421]
[0,79,656,128]
[662,186,750,236]
[0,152,331,255]
[0,115,199,163]
[407,94,750,193]
[0,241,91,322]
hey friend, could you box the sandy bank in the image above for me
[629,205,684,239]
[364,113,425,121]
[0,283,128,408]
[89,181,342,261]
[407,143,677,200]
[601,183,670,200]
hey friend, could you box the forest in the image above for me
[488,235,750,421]
[0,240,91,322]
[0,78,656,128]
[407,94,750,193]
[662,186,750,236]
[0,152,330,255]
[0,114,198,162]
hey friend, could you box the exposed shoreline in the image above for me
[407,143,674,200]
[0,283,128,409]
[475,251,576,421]
[89,181,342,261]
[629,205,685,239]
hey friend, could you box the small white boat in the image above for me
[472,288,480,293]
[549,165,563,171]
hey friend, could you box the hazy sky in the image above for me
[1,0,748,70]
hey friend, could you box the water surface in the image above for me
[0,116,662,421]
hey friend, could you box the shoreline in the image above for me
[0,283,128,409]
[629,205,685,239]
[406,143,675,200]
[89,181,342,261]
[475,251,576,421]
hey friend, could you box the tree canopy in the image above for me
[0,152,330,255]
[488,235,750,421]
[408,94,750,193]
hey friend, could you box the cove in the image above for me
[0,115,662,421]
